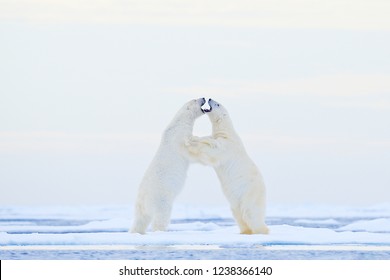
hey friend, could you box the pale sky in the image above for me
[1,0,390,207]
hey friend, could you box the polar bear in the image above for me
[187,98,269,234]
[131,98,207,234]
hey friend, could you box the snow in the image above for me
[1,220,390,247]
[339,218,390,233]
[294,219,340,225]
[1,204,390,259]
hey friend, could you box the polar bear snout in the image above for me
[203,98,220,113]
[199,97,212,113]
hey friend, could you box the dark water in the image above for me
[3,248,390,260]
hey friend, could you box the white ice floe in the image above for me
[0,218,131,234]
[1,204,390,248]
[338,218,390,233]
[1,221,390,247]
[294,219,340,225]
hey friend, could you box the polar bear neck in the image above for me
[211,115,235,139]
[171,113,196,129]
[163,113,196,140]
[172,109,198,127]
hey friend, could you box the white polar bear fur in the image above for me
[131,98,206,234]
[187,99,269,234]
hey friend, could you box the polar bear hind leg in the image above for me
[152,207,171,231]
[250,221,269,235]
[243,207,269,235]
[151,200,173,232]
[231,207,253,234]
[131,203,152,234]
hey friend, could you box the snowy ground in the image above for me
[1,204,390,260]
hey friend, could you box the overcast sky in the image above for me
[1,0,390,207]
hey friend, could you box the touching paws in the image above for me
[186,136,218,149]
[185,136,200,147]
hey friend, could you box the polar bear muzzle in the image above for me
[201,98,212,113]
[201,98,220,113]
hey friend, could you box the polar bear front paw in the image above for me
[184,136,200,146]
[199,137,218,149]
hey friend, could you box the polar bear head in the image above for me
[202,98,235,134]
[203,98,230,123]
[183,97,207,119]
[171,98,206,127]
